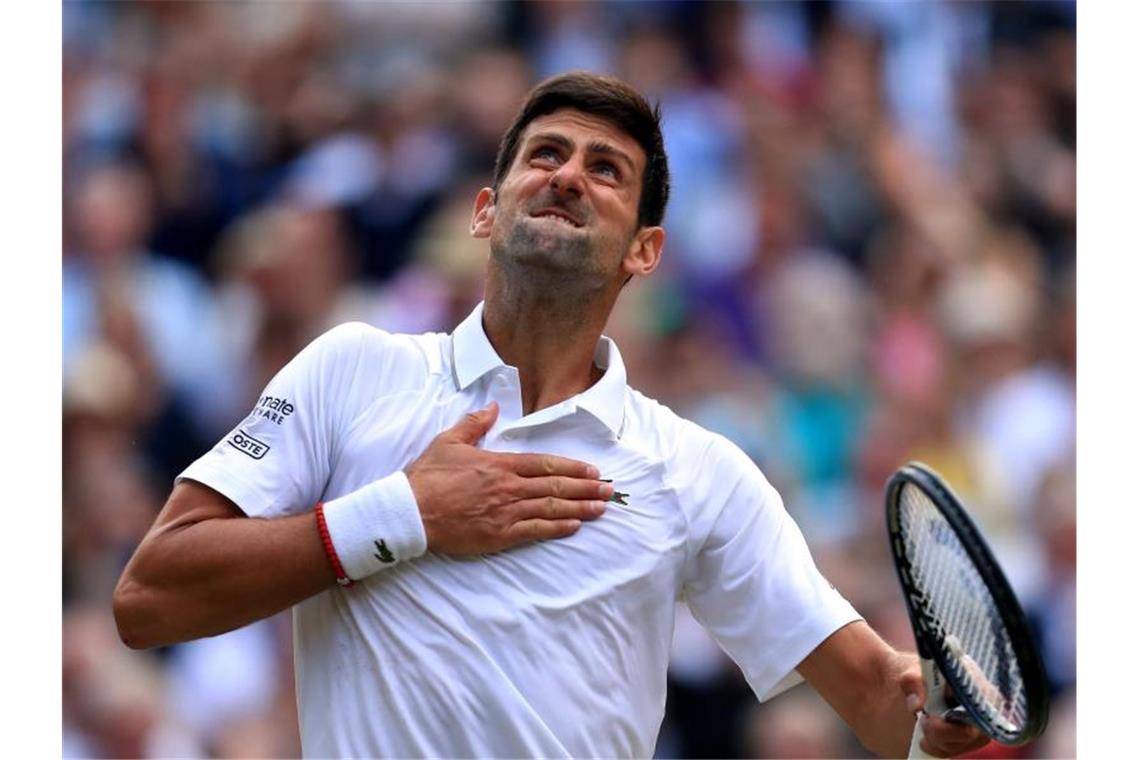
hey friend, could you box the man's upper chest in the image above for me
[326,373,691,603]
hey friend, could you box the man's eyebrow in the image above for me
[586,140,635,173]
[526,132,574,152]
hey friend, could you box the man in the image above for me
[114,72,987,758]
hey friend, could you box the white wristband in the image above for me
[321,471,427,580]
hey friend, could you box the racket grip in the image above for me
[922,656,948,714]
[908,719,936,760]
[907,657,947,759]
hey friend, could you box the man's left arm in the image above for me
[796,620,990,758]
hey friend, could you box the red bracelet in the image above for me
[314,502,354,587]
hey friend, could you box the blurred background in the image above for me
[61,1,1075,757]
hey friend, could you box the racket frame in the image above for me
[885,461,1049,746]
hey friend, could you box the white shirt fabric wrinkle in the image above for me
[178,302,860,758]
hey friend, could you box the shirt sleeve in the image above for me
[177,322,371,519]
[680,436,862,702]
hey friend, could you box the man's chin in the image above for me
[500,248,582,273]
[499,225,592,267]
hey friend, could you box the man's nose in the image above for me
[549,159,585,199]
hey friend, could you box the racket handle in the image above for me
[908,719,936,760]
[908,657,947,759]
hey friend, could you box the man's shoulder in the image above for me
[622,387,744,469]
[621,387,771,529]
[313,322,446,376]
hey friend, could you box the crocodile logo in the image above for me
[601,479,629,505]
[373,539,396,564]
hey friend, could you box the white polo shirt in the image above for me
[180,303,860,758]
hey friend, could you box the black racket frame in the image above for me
[885,461,1049,746]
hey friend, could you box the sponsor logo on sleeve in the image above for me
[228,428,271,460]
[250,395,296,425]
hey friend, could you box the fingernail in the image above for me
[906,694,922,713]
[590,501,606,515]
[599,482,614,498]
[586,465,600,479]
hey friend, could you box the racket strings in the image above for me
[899,485,1027,733]
[905,498,1023,731]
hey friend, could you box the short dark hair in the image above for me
[492,71,671,228]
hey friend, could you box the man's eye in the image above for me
[532,147,559,162]
[594,162,619,179]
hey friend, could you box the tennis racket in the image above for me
[885,462,1049,758]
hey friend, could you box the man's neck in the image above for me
[481,271,614,416]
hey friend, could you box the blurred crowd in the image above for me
[62,1,1076,758]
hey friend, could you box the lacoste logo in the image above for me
[601,480,629,505]
[227,429,270,459]
[373,539,395,564]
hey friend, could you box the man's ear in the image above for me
[471,187,496,239]
[622,226,665,279]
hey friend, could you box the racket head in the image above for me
[885,462,1049,746]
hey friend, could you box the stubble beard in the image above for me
[491,212,610,290]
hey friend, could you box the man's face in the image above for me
[475,108,649,283]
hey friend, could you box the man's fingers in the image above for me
[898,658,926,712]
[442,402,499,444]
[504,518,583,545]
[514,497,606,522]
[503,452,600,479]
[513,475,613,501]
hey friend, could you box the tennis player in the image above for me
[114,72,987,758]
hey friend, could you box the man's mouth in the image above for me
[530,208,583,228]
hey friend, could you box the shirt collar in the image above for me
[576,335,628,437]
[450,302,628,437]
[452,302,503,391]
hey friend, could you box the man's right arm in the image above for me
[113,479,334,649]
[113,403,613,649]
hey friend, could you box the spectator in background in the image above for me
[958,44,1076,270]
[741,687,855,759]
[449,48,535,180]
[936,228,1074,597]
[62,159,217,479]
[1026,463,1076,698]
[620,21,761,358]
[758,250,871,546]
[62,343,165,604]
[64,602,202,758]
[63,160,218,393]
[799,21,889,270]
[333,62,459,282]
